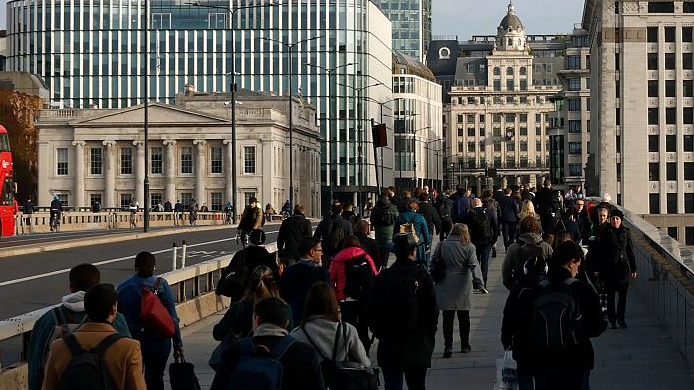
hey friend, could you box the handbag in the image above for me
[493,350,518,390]
[141,277,175,339]
[169,354,202,390]
[429,242,446,283]
[302,322,379,390]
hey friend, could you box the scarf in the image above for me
[253,323,289,338]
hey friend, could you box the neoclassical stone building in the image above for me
[36,90,322,216]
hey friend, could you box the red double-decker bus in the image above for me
[0,125,16,237]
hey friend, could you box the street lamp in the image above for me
[423,139,444,191]
[186,1,277,221]
[259,35,323,210]
[360,96,396,192]
[411,126,431,189]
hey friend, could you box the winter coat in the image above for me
[502,233,554,290]
[280,260,332,326]
[393,210,431,264]
[467,206,499,245]
[291,316,370,366]
[551,217,582,243]
[355,232,381,267]
[342,210,360,227]
[314,214,354,256]
[435,195,454,223]
[418,201,442,235]
[501,273,547,367]
[213,300,294,341]
[433,235,483,311]
[370,198,399,246]
[599,225,637,288]
[238,205,263,231]
[500,195,520,223]
[329,247,378,301]
[367,257,439,368]
[277,212,313,259]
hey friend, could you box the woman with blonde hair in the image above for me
[431,223,485,358]
[518,199,539,223]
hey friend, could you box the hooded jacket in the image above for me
[329,247,378,301]
[277,212,313,259]
[369,198,399,246]
[502,233,553,290]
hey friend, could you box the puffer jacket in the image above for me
[329,246,378,301]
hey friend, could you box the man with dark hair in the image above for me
[210,297,324,390]
[28,264,131,390]
[370,190,398,269]
[280,237,331,325]
[499,187,520,250]
[42,283,146,390]
[467,198,498,287]
[355,219,381,269]
[367,233,439,390]
[417,193,441,240]
[277,204,313,268]
[238,197,264,246]
[117,252,182,390]
[313,202,353,270]
[342,202,360,227]
[502,216,553,290]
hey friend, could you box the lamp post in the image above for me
[260,35,323,210]
[143,0,150,232]
[360,96,396,192]
[411,126,431,189]
[186,1,277,221]
[423,138,442,192]
[305,62,356,203]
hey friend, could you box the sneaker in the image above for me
[619,320,628,329]
[443,347,452,358]
[609,322,617,329]
[461,344,472,353]
[492,247,497,258]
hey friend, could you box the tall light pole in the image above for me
[260,35,323,209]
[361,96,396,192]
[305,62,356,203]
[186,1,277,221]
[143,0,150,232]
[411,126,431,189]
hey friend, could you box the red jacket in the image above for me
[329,246,378,301]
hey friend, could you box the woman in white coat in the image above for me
[432,223,485,358]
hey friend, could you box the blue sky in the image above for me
[432,0,586,39]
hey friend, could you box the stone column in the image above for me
[134,141,145,206]
[193,140,207,205]
[72,141,86,208]
[164,140,177,203]
[223,139,233,205]
[262,140,273,206]
[103,141,116,208]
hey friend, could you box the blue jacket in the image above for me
[393,210,431,264]
[116,274,182,348]
[27,292,131,390]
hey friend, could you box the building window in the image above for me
[665,27,676,42]
[506,142,515,152]
[57,148,68,175]
[120,193,132,209]
[568,120,581,133]
[649,163,660,181]
[151,147,163,174]
[667,227,678,239]
[686,193,694,213]
[520,67,527,76]
[685,135,694,151]
[180,192,192,208]
[569,163,582,176]
[667,193,677,214]
[684,53,693,70]
[648,2,674,13]
[210,192,223,211]
[244,146,256,174]
[666,162,677,181]
[151,193,163,208]
[457,114,464,123]
[506,67,514,76]
[687,227,694,245]
[494,80,501,91]
[181,146,193,174]
[568,78,581,91]
[89,193,102,207]
[210,146,223,174]
[685,162,694,180]
[648,108,659,125]
[648,53,658,70]
[666,135,677,152]
[90,147,103,175]
[665,53,676,70]
[684,27,694,42]
[649,193,661,214]
[468,142,475,152]
[649,135,660,152]
[120,147,132,175]
[568,142,582,154]
[666,108,677,124]
[493,67,501,76]
[647,27,659,43]
[648,80,659,97]
[665,80,676,97]
[568,99,581,111]
[568,55,581,70]
[684,80,694,97]
[520,127,528,136]
[244,192,257,205]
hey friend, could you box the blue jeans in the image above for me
[534,368,590,390]
[381,363,427,390]
[141,338,172,390]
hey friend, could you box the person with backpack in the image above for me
[329,236,379,351]
[529,242,607,390]
[433,224,486,359]
[451,187,471,223]
[314,203,354,270]
[355,219,382,268]
[277,204,313,268]
[367,232,439,390]
[290,282,370,380]
[393,199,431,266]
[238,197,265,247]
[280,237,332,326]
[369,190,399,269]
[481,189,501,256]
[28,264,132,390]
[42,283,146,390]
[467,198,498,287]
[417,194,442,240]
[435,191,454,241]
[117,252,182,390]
[210,297,325,390]
[342,202,360,228]
[502,216,553,290]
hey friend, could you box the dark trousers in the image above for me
[475,243,491,285]
[140,338,172,390]
[502,222,518,250]
[381,363,428,390]
[439,220,453,241]
[517,364,534,390]
[339,300,371,352]
[607,283,629,323]
[378,246,391,269]
[442,310,470,349]
[534,368,590,390]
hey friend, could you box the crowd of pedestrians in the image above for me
[29,182,638,390]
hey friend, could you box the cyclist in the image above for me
[128,199,138,228]
[237,197,264,247]
[49,195,62,232]
[223,201,233,224]
[281,199,292,220]
[189,198,199,225]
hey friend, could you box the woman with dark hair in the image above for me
[329,236,378,350]
[290,282,370,366]
[213,265,293,341]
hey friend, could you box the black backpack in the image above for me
[373,268,421,337]
[58,333,122,390]
[343,255,376,301]
[532,279,583,352]
[470,208,493,242]
[326,219,347,254]
[437,200,452,222]
[373,206,395,226]
[514,243,544,284]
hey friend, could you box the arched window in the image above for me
[508,38,513,46]
[494,67,501,76]
[520,67,527,76]
[507,67,514,76]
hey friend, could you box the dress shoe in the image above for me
[619,320,628,329]
[609,322,617,329]
[443,347,452,358]
[461,344,472,353]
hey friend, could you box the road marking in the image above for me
[0,232,278,287]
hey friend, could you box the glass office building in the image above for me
[7,0,393,208]
[371,0,432,62]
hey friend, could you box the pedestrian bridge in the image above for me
[1,209,694,389]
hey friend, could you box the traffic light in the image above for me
[372,123,387,147]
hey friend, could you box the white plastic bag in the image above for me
[493,350,518,390]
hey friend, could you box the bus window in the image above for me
[0,133,9,152]
[1,178,13,206]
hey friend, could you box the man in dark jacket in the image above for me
[500,188,520,250]
[452,187,471,223]
[467,198,498,287]
[313,203,354,270]
[370,192,399,269]
[277,204,313,267]
[435,192,454,241]
[367,233,439,390]
[210,297,325,390]
[417,193,441,238]
[530,242,607,390]
[342,203,360,227]
[163,199,173,212]
[355,219,381,268]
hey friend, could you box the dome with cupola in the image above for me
[495,1,527,53]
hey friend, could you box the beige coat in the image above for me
[42,322,146,390]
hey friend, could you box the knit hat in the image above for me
[610,209,624,219]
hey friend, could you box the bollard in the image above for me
[181,240,187,268]
[172,242,178,270]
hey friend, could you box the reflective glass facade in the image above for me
[371,0,432,61]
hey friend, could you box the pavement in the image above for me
[166,243,694,390]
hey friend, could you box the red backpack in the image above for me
[141,277,175,338]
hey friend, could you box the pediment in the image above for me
[71,103,229,126]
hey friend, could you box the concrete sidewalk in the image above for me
[167,244,694,389]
